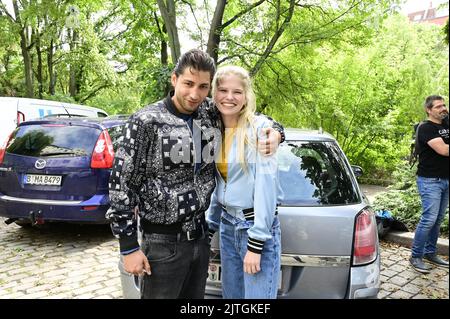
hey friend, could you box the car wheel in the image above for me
[14,220,32,227]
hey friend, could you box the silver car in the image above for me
[120,129,380,299]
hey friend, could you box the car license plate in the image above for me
[207,262,283,289]
[24,174,62,186]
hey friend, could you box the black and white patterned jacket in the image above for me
[107,94,221,253]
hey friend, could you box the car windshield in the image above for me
[278,141,359,205]
[6,124,100,157]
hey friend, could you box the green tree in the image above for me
[256,15,448,179]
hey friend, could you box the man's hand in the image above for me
[243,251,261,275]
[123,250,151,276]
[257,127,281,156]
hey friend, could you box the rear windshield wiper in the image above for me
[39,151,86,157]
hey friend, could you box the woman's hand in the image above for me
[243,251,261,274]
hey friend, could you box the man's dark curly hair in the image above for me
[173,49,216,81]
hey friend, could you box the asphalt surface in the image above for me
[0,216,448,299]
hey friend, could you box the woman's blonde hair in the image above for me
[212,65,256,172]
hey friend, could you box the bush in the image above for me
[372,161,449,236]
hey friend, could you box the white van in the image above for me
[0,97,108,144]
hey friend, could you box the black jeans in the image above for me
[140,232,210,299]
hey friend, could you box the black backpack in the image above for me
[408,121,424,168]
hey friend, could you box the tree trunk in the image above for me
[207,0,226,64]
[157,0,180,64]
[69,29,78,98]
[207,0,265,65]
[154,13,169,95]
[20,31,34,98]
[34,27,44,99]
[154,11,168,66]
[12,0,34,98]
[161,43,168,66]
[250,0,295,77]
[47,39,55,95]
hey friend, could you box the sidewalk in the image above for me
[379,241,448,299]
[360,184,388,203]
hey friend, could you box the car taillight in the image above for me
[17,111,25,124]
[90,130,114,169]
[0,132,14,165]
[353,207,378,266]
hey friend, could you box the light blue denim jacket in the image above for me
[207,115,281,249]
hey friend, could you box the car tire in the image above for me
[14,221,32,228]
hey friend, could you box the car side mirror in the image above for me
[351,165,363,177]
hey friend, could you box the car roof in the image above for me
[18,115,128,130]
[285,128,336,142]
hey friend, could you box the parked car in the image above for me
[119,128,380,299]
[0,97,108,149]
[0,116,125,226]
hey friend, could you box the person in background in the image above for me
[410,95,449,274]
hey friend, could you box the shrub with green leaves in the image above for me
[372,161,449,236]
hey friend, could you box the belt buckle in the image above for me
[186,230,194,241]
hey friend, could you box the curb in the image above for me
[383,231,449,256]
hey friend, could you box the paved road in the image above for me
[379,241,448,299]
[0,217,447,299]
[0,220,121,299]
[360,184,389,203]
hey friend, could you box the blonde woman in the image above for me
[207,65,281,299]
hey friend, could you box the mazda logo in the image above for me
[35,159,46,170]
